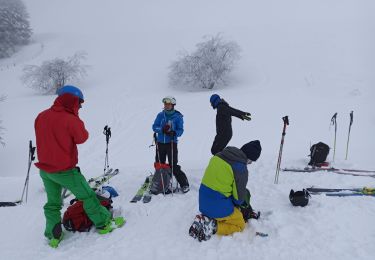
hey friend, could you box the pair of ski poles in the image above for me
[330,111,354,162]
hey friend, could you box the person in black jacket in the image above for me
[209,94,251,155]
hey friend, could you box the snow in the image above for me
[0,0,374,259]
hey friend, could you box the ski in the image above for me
[91,169,119,191]
[326,192,375,197]
[62,168,119,200]
[130,176,152,203]
[0,200,21,207]
[284,167,375,173]
[306,187,364,193]
[307,187,375,197]
[282,167,375,178]
[142,188,152,203]
[142,175,153,203]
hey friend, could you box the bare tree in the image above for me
[0,95,6,146]
[21,52,88,94]
[0,0,32,58]
[169,34,241,90]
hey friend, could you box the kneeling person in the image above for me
[189,140,261,241]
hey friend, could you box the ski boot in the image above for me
[49,233,64,248]
[97,216,126,235]
[189,214,217,242]
[189,214,204,239]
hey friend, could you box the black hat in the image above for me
[289,189,310,207]
[240,140,262,161]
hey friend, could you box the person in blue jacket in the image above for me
[152,96,189,193]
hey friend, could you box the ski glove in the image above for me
[162,124,171,134]
[242,113,251,121]
[240,205,260,222]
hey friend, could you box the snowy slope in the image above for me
[0,0,374,259]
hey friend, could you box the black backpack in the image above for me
[308,142,330,166]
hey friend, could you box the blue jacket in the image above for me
[152,110,184,143]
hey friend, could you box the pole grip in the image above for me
[282,116,289,126]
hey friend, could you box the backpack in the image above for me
[62,195,112,232]
[150,163,172,195]
[308,142,330,166]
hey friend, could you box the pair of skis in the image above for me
[282,167,375,178]
[62,168,119,200]
[130,175,153,203]
[307,187,375,197]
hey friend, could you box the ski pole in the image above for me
[274,116,289,184]
[171,140,174,196]
[20,140,36,204]
[345,111,353,160]
[330,113,338,162]
[103,125,111,174]
[154,133,166,196]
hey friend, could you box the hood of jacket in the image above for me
[51,93,80,116]
[217,146,248,164]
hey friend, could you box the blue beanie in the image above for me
[210,94,221,109]
[57,85,84,102]
[240,140,262,161]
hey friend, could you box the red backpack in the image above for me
[62,197,112,232]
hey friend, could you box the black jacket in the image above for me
[215,100,246,138]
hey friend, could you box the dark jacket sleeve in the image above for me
[228,105,247,120]
[218,102,246,120]
[232,164,248,205]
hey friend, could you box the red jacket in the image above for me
[34,94,89,173]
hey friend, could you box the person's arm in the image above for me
[70,118,89,144]
[232,166,249,205]
[228,105,249,120]
[152,113,163,134]
[173,115,184,137]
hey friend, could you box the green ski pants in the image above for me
[40,168,111,239]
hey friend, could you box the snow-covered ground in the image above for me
[1,0,374,259]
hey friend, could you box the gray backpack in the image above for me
[150,163,172,195]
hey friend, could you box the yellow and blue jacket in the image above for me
[199,147,249,218]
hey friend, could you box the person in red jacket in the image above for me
[35,85,123,248]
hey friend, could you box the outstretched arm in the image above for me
[228,105,251,120]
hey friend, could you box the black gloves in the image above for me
[240,204,260,222]
[166,131,176,137]
[242,112,251,121]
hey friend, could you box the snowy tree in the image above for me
[0,95,6,146]
[21,52,88,94]
[0,0,32,58]
[169,34,241,90]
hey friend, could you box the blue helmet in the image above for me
[57,85,84,102]
[210,94,221,109]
